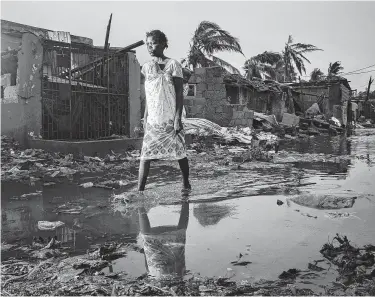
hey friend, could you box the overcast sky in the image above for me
[2,1,375,91]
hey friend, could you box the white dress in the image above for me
[138,229,187,280]
[140,59,187,161]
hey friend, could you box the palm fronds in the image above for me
[186,21,243,74]
[328,61,344,77]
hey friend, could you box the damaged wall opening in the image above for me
[186,84,196,97]
[1,49,19,102]
[41,40,130,140]
[225,84,239,104]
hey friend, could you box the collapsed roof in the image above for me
[223,73,291,93]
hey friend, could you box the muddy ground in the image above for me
[1,129,375,295]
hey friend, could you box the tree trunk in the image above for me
[366,76,373,102]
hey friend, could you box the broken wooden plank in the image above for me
[101,13,113,79]
[67,40,144,76]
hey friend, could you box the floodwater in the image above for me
[2,128,375,290]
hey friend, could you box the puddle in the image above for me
[1,128,375,289]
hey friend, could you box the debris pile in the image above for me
[184,117,279,152]
[2,235,374,296]
[320,234,375,295]
[1,135,139,184]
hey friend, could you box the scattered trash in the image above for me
[230,252,252,266]
[320,234,375,288]
[54,203,84,214]
[231,261,252,266]
[1,135,139,184]
[38,221,65,231]
[11,191,42,200]
[329,116,341,127]
[300,212,318,219]
[308,262,325,272]
[43,182,56,186]
[278,268,300,279]
[325,212,361,220]
[80,182,94,188]
[306,103,321,118]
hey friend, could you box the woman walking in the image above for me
[138,30,191,193]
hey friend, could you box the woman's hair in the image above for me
[146,30,168,48]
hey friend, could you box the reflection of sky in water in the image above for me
[1,129,375,285]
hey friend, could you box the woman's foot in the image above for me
[182,182,191,192]
[181,183,192,197]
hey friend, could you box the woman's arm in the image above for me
[171,60,184,133]
[141,71,148,129]
[142,101,148,130]
[173,76,184,119]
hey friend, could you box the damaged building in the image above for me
[1,20,142,147]
[183,66,294,127]
[288,78,352,126]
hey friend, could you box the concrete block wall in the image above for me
[270,92,286,122]
[187,66,232,126]
[228,104,254,127]
[333,101,348,126]
[247,91,269,113]
[185,67,257,127]
[293,86,330,120]
[184,97,206,118]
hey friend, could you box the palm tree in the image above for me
[244,36,321,82]
[282,35,322,81]
[243,59,263,80]
[244,51,285,80]
[327,61,344,78]
[182,21,244,74]
[310,68,324,81]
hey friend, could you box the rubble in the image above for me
[1,107,374,296]
[289,194,357,210]
[281,112,300,127]
[1,135,139,184]
[305,103,321,118]
[320,234,375,290]
[2,235,373,296]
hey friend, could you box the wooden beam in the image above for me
[104,13,112,52]
[60,40,145,78]
[101,13,113,79]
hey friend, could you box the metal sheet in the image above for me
[46,31,71,44]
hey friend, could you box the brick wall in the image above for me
[292,83,349,126]
[228,104,254,127]
[184,97,206,118]
[187,67,232,126]
[293,86,330,112]
[185,67,258,127]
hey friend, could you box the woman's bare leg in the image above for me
[138,207,151,234]
[178,157,191,190]
[177,202,189,229]
[138,160,151,191]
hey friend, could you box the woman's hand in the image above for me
[174,116,183,134]
[141,118,147,130]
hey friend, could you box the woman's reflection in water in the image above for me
[137,201,189,282]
